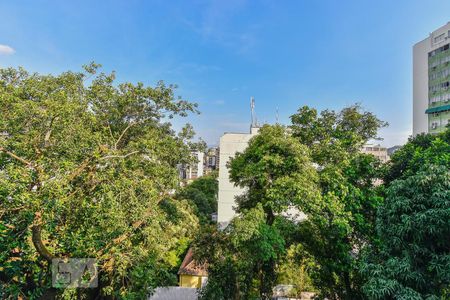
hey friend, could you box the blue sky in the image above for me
[1,1,449,146]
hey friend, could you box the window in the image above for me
[434,33,446,44]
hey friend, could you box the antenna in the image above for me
[250,96,256,127]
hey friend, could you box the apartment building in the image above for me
[217,126,259,228]
[361,144,389,163]
[413,22,450,135]
[179,150,204,182]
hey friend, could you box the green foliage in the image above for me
[290,104,387,165]
[194,205,285,300]
[361,129,450,299]
[176,173,218,224]
[289,105,386,299]
[197,125,320,299]
[0,65,200,299]
[384,129,450,183]
[277,244,316,298]
[229,124,321,221]
[199,107,387,299]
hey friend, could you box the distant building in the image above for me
[179,151,205,182]
[178,248,208,289]
[204,147,220,174]
[361,144,389,163]
[387,145,402,157]
[413,22,450,135]
[217,126,259,228]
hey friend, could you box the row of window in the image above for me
[429,55,450,68]
[429,43,449,57]
[429,67,450,80]
[429,92,450,104]
[430,119,450,129]
[433,32,448,44]
[429,81,450,93]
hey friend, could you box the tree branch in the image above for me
[114,122,136,150]
[0,147,34,167]
[99,151,139,161]
[31,212,55,262]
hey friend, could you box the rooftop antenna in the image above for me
[250,96,257,127]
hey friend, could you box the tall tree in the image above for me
[361,129,450,299]
[176,172,218,224]
[0,64,200,299]
[289,105,387,299]
[196,124,320,299]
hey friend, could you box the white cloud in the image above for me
[0,44,15,55]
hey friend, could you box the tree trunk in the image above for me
[343,271,352,300]
[32,211,55,262]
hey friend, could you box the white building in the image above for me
[361,144,389,163]
[413,22,450,135]
[217,127,259,228]
[179,151,204,182]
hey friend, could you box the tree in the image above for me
[0,64,200,299]
[276,244,316,298]
[195,205,285,300]
[196,124,320,299]
[289,105,387,299]
[361,129,450,299]
[176,173,218,224]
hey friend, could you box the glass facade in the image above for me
[428,43,450,133]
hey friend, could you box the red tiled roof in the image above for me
[178,248,208,276]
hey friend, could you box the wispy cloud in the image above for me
[214,100,225,105]
[231,85,247,92]
[165,62,222,75]
[179,0,259,55]
[0,44,15,55]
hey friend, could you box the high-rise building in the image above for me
[413,22,450,135]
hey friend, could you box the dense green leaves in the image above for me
[176,173,218,224]
[199,107,387,299]
[289,105,386,299]
[195,205,285,300]
[0,65,200,299]
[362,129,450,299]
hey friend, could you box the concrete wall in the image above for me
[217,127,259,227]
[413,38,430,135]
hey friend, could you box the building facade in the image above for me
[178,248,208,289]
[413,22,450,135]
[361,144,389,163]
[204,147,220,175]
[217,127,259,228]
[179,151,204,182]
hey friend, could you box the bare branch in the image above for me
[99,151,140,161]
[43,116,58,148]
[114,122,136,150]
[0,147,34,166]
[108,123,115,143]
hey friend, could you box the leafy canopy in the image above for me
[0,64,200,299]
